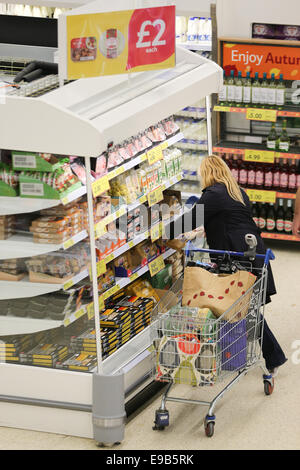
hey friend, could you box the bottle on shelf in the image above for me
[297,160,300,189]
[258,203,267,231]
[251,201,259,227]
[260,72,269,107]
[284,200,294,234]
[247,160,256,189]
[267,73,276,108]
[227,70,236,106]
[264,163,274,190]
[273,157,281,190]
[276,74,285,109]
[288,159,297,193]
[255,160,264,189]
[266,203,276,232]
[252,72,261,107]
[234,71,243,106]
[231,155,240,182]
[266,123,278,150]
[276,199,285,233]
[243,71,252,107]
[218,70,228,105]
[279,158,289,191]
[278,119,290,152]
[238,158,248,188]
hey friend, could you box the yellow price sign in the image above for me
[130,272,139,282]
[94,223,107,239]
[149,255,165,277]
[89,260,106,280]
[63,238,75,250]
[63,279,74,291]
[246,189,277,204]
[147,186,164,207]
[92,175,110,198]
[214,105,231,112]
[246,108,277,122]
[244,149,275,164]
[147,145,164,165]
[98,295,105,311]
[75,308,85,319]
[150,222,161,242]
[87,302,94,319]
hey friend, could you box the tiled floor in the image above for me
[0,242,299,450]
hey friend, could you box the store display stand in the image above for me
[0,19,222,444]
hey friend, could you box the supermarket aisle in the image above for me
[0,242,299,451]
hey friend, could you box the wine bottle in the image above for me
[266,203,276,232]
[258,203,267,231]
[247,161,256,189]
[239,159,248,187]
[260,72,269,107]
[255,161,264,189]
[252,72,261,106]
[234,71,243,106]
[267,123,278,150]
[251,201,259,227]
[267,73,276,108]
[276,199,285,233]
[276,74,285,109]
[227,70,236,106]
[219,70,228,105]
[273,158,281,190]
[243,71,252,106]
[284,200,294,234]
[279,119,290,152]
[288,159,297,193]
[231,155,239,182]
[264,163,273,190]
[279,158,289,191]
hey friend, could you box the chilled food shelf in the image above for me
[94,173,183,238]
[0,229,88,260]
[213,142,300,161]
[0,185,87,216]
[261,232,300,242]
[0,267,89,300]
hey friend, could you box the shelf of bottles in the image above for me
[176,15,212,52]
[250,198,298,241]
[215,151,299,202]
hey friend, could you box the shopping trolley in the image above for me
[150,234,275,437]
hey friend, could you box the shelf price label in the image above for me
[94,223,107,239]
[63,238,75,250]
[246,108,277,122]
[244,149,275,164]
[150,222,161,241]
[147,186,164,207]
[92,175,110,198]
[89,260,106,280]
[149,255,165,277]
[63,279,74,291]
[147,145,164,165]
[246,189,277,204]
[214,105,231,112]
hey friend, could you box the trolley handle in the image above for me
[184,241,275,266]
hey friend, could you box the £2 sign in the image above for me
[127,6,175,71]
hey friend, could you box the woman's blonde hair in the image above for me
[199,155,245,205]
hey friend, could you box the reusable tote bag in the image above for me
[182,267,257,322]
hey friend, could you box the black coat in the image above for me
[168,183,276,303]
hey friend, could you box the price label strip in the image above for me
[246,108,277,122]
[94,223,107,239]
[63,238,75,250]
[147,186,164,207]
[149,255,165,277]
[214,105,232,112]
[86,295,104,319]
[147,145,164,165]
[89,260,106,280]
[92,175,110,198]
[150,222,161,242]
[244,149,275,164]
[246,189,277,204]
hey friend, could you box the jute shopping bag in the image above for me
[182,267,257,322]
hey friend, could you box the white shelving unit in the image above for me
[0,38,222,442]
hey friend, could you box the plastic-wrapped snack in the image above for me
[125,139,138,158]
[107,148,123,169]
[71,161,87,185]
[133,134,145,154]
[95,153,108,178]
[139,131,153,150]
[163,116,180,136]
[117,144,131,161]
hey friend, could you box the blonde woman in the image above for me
[167,155,287,375]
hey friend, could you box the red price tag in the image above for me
[127,6,175,71]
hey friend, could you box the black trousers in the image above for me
[261,318,287,370]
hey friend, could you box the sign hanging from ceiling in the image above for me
[222,40,300,80]
[65,5,175,79]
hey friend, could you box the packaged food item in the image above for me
[71,37,97,62]
[0,258,26,281]
[95,153,108,178]
[56,352,97,372]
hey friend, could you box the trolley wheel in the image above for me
[264,378,274,396]
[204,421,215,438]
[153,409,169,431]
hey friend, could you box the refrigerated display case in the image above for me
[0,35,222,444]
